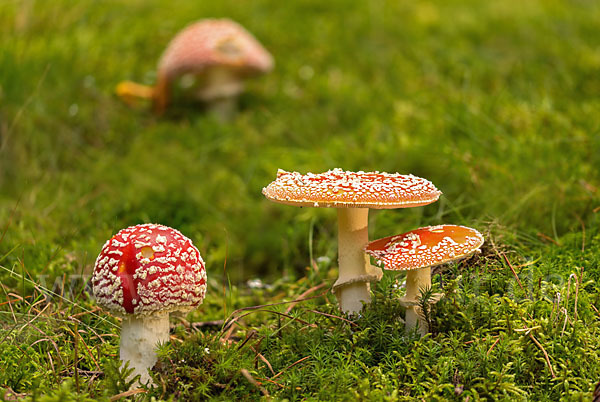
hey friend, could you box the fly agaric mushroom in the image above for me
[365,225,484,336]
[116,19,274,118]
[262,169,441,315]
[92,223,207,385]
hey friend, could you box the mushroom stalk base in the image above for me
[334,208,382,314]
[206,96,238,121]
[404,267,431,337]
[120,312,170,386]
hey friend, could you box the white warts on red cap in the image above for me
[262,168,442,209]
[92,224,207,316]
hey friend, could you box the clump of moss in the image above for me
[138,229,600,400]
[150,332,260,400]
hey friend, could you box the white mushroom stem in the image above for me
[198,68,244,121]
[404,267,431,336]
[334,208,381,314]
[120,312,170,386]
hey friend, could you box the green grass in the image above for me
[1,0,599,400]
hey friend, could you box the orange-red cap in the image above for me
[262,169,441,209]
[365,225,484,270]
[158,19,274,80]
[92,224,207,316]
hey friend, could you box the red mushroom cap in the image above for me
[365,225,484,270]
[92,224,207,315]
[157,19,274,80]
[262,169,441,209]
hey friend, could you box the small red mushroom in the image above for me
[116,19,273,118]
[92,223,207,385]
[263,169,441,314]
[365,225,484,335]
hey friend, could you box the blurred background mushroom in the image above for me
[92,223,207,385]
[116,18,273,119]
[366,225,484,336]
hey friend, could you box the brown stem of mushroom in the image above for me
[335,208,373,314]
[120,312,169,386]
[152,72,169,115]
[404,267,431,336]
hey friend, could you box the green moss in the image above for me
[1,0,599,399]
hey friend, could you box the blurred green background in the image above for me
[1,0,599,283]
